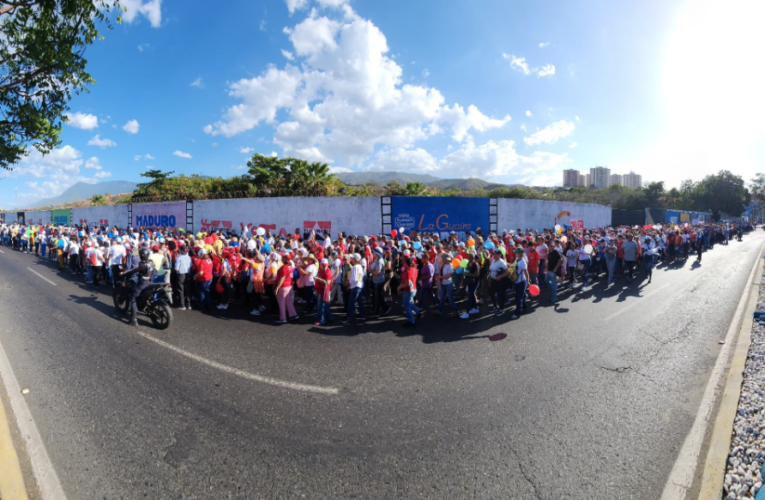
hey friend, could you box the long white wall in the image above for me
[72,205,130,229]
[193,197,381,237]
[497,199,611,231]
[24,210,51,226]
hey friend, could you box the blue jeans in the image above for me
[438,282,456,314]
[347,287,366,318]
[466,280,478,311]
[403,291,419,324]
[545,271,558,301]
[514,281,527,315]
[580,259,591,287]
[644,254,655,279]
[196,280,212,311]
[318,294,334,323]
[606,258,616,284]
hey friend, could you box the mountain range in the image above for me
[29,181,137,208]
[335,171,524,191]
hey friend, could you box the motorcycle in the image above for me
[113,274,173,330]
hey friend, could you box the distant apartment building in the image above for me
[589,166,611,190]
[622,171,642,189]
[562,169,580,187]
[610,174,622,186]
[585,173,591,187]
[578,174,586,187]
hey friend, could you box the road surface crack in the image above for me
[506,443,543,500]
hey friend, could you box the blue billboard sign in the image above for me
[391,197,489,240]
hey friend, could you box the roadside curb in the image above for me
[699,243,765,499]
[0,385,28,500]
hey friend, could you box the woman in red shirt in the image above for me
[274,254,298,324]
[314,258,334,326]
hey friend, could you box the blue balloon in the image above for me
[413,242,422,250]
[262,244,271,253]
[484,241,495,249]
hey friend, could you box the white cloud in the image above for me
[84,157,102,170]
[137,43,152,52]
[232,165,247,171]
[207,8,510,168]
[211,142,218,147]
[87,135,117,148]
[569,142,578,148]
[285,0,308,14]
[122,119,140,134]
[525,110,532,117]
[190,77,204,88]
[270,151,279,157]
[121,0,162,28]
[503,53,555,78]
[575,115,580,121]
[281,49,294,60]
[523,120,575,146]
[173,150,192,159]
[133,155,142,161]
[94,171,112,179]
[422,68,430,78]
[64,112,98,130]
[239,147,255,154]
[259,20,266,31]
[503,53,531,75]
[520,124,527,132]
[539,42,549,48]
[537,64,555,77]
[9,146,114,201]
[146,153,155,160]
[328,165,352,173]
[134,153,154,161]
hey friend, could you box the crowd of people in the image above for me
[0,220,754,328]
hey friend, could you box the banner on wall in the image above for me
[132,201,186,229]
[0,213,4,223]
[24,211,51,226]
[72,205,129,229]
[498,199,611,232]
[391,197,489,240]
[17,212,25,224]
[51,209,70,225]
[570,219,584,231]
[193,197,380,238]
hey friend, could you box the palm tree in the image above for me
[404,182,428,196]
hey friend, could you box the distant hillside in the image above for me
[335,171,441,185]
[30,181,137,208]
[427,178,524,191]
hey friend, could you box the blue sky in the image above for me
[3,0,765,208]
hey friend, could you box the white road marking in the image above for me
[0,337,68,500]
[135,330,340,395]
[0,249,5,253]
[603,284,670,322]
[28,268,57,287]
[660,241,765,500]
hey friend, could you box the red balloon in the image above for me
[391,229,398,237]
[528,284,540,296]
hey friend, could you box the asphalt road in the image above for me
[0,233,763,500]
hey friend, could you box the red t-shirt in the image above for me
[194,258,213,282]
[277,264,293,287]
[527,249,540,273]
[400,265,418,293]
[316,267,332,293]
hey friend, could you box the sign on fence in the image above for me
[132,202,185,229]
[391,197,489,240]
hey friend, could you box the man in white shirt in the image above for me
[108,239,127,287]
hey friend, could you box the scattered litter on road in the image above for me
[721,341,726,345]
[21,388,29,395]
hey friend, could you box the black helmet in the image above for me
[139,248,150,262]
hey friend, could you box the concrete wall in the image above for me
[72,205,130,229]
[24,211,51,226]
[193,197,381,238]
[497,199,611,231]
[132,201,186,229]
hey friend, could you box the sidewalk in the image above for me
[0,377,28,500]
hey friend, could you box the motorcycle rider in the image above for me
[121,248,156,326]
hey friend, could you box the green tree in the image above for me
[695,170,749,219]
[0,0,120,171]
[403,181,428,196]
[134,169,175,199]
[90,194,105,205]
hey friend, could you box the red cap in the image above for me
[152,244,160,251]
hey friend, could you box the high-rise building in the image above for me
[610,174,623,187]
[623,171,642,189]
[562,169,580,187]
[578,174,586,187]
[589,166,611,190]
[585,173,591,187]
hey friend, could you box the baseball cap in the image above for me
[320,258,328,264]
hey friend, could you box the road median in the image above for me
[0,383,28,500]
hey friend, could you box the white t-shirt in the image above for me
[566,249,578,267]
[332,259,342,283]
[515,257,528,283]
[489,259,507,279]
[304,264,317,287]
[68,242,80,256]
[108,245,126,266]
[350,263,364,289]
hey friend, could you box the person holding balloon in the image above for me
[511,247,530,319]
[437,253,458,317]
